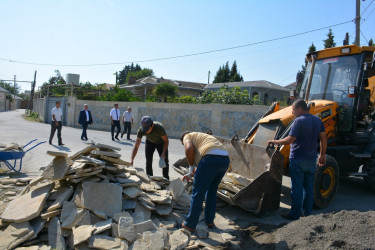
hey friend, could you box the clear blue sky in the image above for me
[1,0,374,92]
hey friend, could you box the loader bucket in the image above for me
[174,131,284,215]
[215,135,284,215]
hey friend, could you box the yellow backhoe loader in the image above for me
[174,45,375,215]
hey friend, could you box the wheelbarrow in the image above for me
[0,139,46,172]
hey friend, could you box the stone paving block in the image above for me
[29,216,46,240]
[62,209,86,230]
[123,199,137,210]
[40,209,62,220]
[0,182,54,223]
[76,209,91,226]
[91,150,121,158]
[46,151,68,157]
[94,143,121,152]
[118,216,136,242]
[132,231,164,250]
[196,223,208,239]
[113,211,132,223]
[60,201,76,222]
[221,232,236,242]
[100,155,129,166]
[92,210,107,220]
[111,223,119,238]
[155,204,173,216]
[48,217,66,250]
[136,170,150,183]
[81,182,122,218]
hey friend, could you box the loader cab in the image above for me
[299,46,375,144]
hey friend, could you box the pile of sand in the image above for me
[274,210,375,249]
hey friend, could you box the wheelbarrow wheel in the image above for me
[313,155,339,209]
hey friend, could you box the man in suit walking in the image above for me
[78,104,93,141]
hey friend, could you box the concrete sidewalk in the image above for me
[0,109,184,179]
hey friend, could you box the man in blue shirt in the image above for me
[268,99,327,220]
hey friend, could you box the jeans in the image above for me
[49,121,62,144]
[122,122,132,139]
[111,120,121,139]
[185,155,230,229]
[289,158,316,219]
[145,139,169,179]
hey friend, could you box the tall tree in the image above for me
[343,32,350,45]
[213,61,243,83]
[229,60,244,82]
[117,63,144,85]
[296,43,316,94]
[369,38,374,46]
[323,29,336,48]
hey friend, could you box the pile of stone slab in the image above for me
[0,143,24,152]
[0,142,204,250]
[173,163,253,206]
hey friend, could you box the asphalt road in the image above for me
[0,109,374,225]
[0,109,184,178]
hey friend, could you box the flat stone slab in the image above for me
[48,217,66,250]
[123,187,141,198]
[146,190,171,204]
[124,167,137,175]
[47,151,68,157]
[136,171,150,183]
[72,225,95,246]
[0,178,18,185]
[0,182,54,223]
[75,156,106,166]
[42,156,73,180]
[88,235,122,249]
[100,155,130,166]
[169,230,189,250]
[81,182,123,218]
[47,186,74,212]
[62,208,86,230]
[93,218,113,235]
[196,224,208,239]
[155,204,173,216]
[0,222,35,249]
[118,216,136,242]
[134,219,157,234]
[167,178,185,201]
[113,212,131,223]
[94,142,121,152]
[40,209,62,220]
[29,216,46,240]
[132,231,164,250]
[123,199,137,210]
[91,150,121,158]
[69,145,97,160]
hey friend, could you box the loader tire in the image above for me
[363,158,375,193]
[314,155,339,208]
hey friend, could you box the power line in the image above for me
[0,19,354,68]
[362,0,375,15]
[360,30,369,43]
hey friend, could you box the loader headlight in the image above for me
[341,48,351,54]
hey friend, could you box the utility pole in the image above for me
[208,71,210,84]
[29,71,37,110]
[13,75,16,99]
[355,0,360,46]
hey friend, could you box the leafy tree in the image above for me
[75,82,109,100]
[323,29,336,48]
[118,63,149,85]
[296,43,316,94]
[153,82,178,102]
[369,38,374,46]
[39,70,66,96]
[343,32,350,45]
[0,80,20,96]
[125,68,154,84]
[213,61,243,83]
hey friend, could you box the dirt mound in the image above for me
[274,210,375,249]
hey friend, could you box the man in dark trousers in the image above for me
[49,101,64,146]
[78,104,93,141]
[268,99,327,220]
[130,116,169,179]
[110,103,121,141]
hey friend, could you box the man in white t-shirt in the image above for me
[121,106,134,140]
[110,103,121,141]
[49,101,64,146]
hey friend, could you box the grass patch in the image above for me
[22,110,42,122]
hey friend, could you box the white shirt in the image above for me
[85,110,89,121]
[51,107,62,122]
[110,108,120,121]
[123,111,133,122]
